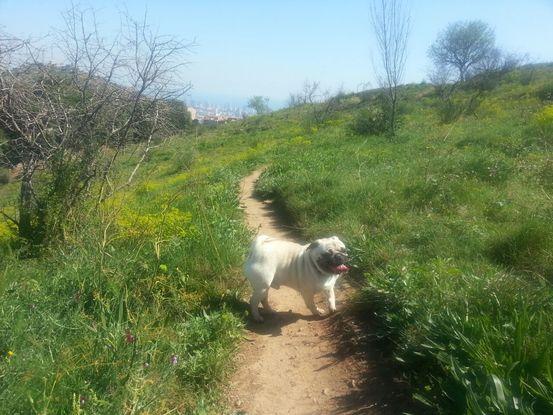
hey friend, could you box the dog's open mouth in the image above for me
[332,264,350,273]
[317,250,350,274]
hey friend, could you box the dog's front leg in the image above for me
[302,292,325,316]
[250,288,268,323]
[325,286,336,314]
[261,290,275,314]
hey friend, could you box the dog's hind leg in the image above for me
[249,288,268,323]
[261,290,275,314]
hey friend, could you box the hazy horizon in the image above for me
[1,0,553,109]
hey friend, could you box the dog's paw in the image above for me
[252,315,265,323]
[262,307,276,315]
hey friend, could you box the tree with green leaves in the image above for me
[247,96,270,115]
[429,20,496,83]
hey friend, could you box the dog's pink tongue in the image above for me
[336,264,349,273]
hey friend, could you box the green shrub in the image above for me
[435,96,463,123]
[488,219,553,281]
[350,105,388,135]
[535,105,553,139]
[536,82,553,101]
[0,168,9,185]
[517,67,536,85]
[164,147,198,176]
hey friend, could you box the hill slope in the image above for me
[0,63,552,414]
[252,64,553,414]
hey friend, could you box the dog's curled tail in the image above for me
[246,234,273,260]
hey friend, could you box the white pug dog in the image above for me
[244,235,350,322]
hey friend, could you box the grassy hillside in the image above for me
[0,63,552,414]
[254,65,553,414]
[0,133,272,412]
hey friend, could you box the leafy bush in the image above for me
[116,206,193,239]
[350,105,388,135]
[435,93,483,124]
[173,148,197,172]
[0,168,9,185]
[535,105,553,138]
[488,219,553,281]
[536,82,553,101]
[517,67,536,85]
[0,219,16,248]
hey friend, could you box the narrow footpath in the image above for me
[227,169,407,415]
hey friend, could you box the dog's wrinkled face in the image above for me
[307,236,350,274]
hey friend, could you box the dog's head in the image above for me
[306,236,350,274]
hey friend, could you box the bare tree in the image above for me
[369,0,410,136]
[0,6,192,245]
[288,80,321,108]
[287,80,344,125]
[311,87,345,125]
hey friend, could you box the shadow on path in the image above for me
[230,168,418,415]
[245,309,321,337]
[325,310,419,415]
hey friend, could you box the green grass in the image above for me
[252,65,553,414]
[0,132,271,413]
[1,63,553,414]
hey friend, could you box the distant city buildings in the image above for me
[187,100,254,124]
[187,106,197,120]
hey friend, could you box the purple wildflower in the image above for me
[124,329,136,344]
[170,354,179,366]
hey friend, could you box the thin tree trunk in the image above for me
[18,173,34,241]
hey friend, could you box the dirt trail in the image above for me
[227,169,402,415]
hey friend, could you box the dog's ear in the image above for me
[307,241,320,250]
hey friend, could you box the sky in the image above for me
[1,0,553,108]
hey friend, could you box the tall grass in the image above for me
[0,134,266,413]
[1,64,552,414]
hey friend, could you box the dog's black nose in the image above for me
[334,252,349,265]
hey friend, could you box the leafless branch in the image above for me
[369,0,410,135]
[0,6,193,242]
